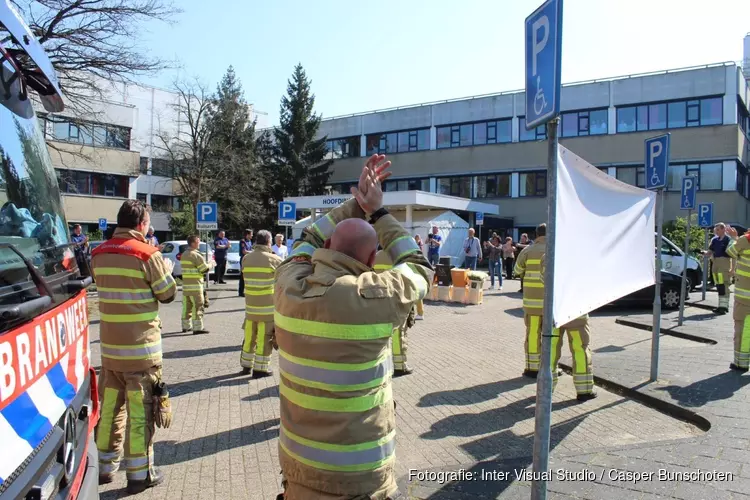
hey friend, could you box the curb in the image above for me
[557,362,711,432]
[614,318,717,345]
[686,301,717,312]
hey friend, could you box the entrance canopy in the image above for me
[283,190,500,215]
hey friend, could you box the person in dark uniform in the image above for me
[213,230,229,284]
[704,222,733,315]
[238,229,253,297]
[71,224,90,276]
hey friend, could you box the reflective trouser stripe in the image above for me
[241,321,255,369]
[97,387,123,475]
[280,381,392,412]
[247,305,274,315]
[734,316,750,369]
[714,272,726,286]
[550,325,594,395]
[245,279,274,287]
[525,314,541,371]
[242,321,273,372]
[182,295,203,330]
[392,327,406,371]
[254,322,271,373]
[100,341,162,361]
[125,389,148,481]
[279,425,396,472]
[550,331,561,390]
[245,287,273,296]
[279,351,391,392]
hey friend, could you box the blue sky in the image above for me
[140,0,750,127]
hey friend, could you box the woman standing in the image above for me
[502,237,516,280]
[486,235,503,290]
[414,234,425,320]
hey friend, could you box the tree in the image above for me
[664,215,708,255]
[268,63,332,199]
[208,67,267,233]
[168,201,194,238]
[3,0,181,112]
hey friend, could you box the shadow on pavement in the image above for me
[503,307,524,318]
[417,377,534,407]
[204,308,245,316]
[170,372,250,397]
[154,418,279,466]
[243,385,280,402]
[162,345,238,360]
[655,370,750,407]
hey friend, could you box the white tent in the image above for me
[291,210,470,265]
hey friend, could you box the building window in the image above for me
[436,119,513,149]
[325,136,361,159]
[519,171,546,197]
[151,158,175,177]
[329,183,356,195]
[739,101,750,138]
[366,129,429,155]
[666,163,723,192]
[46,117,131,150]
[476,173,511,198]
[57,170,129,197]
[383,178,430,192]
[519,118,547,141]
[437,176,472,198]
[616,97,723,133]
[738,163,749,199]
[615,166,645,187]
[560,109,608,137]
[136,193,148,203]
[139,157,149,174]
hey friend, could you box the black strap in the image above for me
[368,208,389,224]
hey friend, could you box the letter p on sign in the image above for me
[532,16,549,76]
[649,141,662,168]
[201,205,212,218]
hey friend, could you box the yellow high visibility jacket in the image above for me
[514,237,546,315]
[728,234,750,305]
[180,248,209,297]
[91,228,177,372]
[241,244,282,323]
[274,199,434,497]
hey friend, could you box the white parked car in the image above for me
[223,241,242,278]
[160,240,215,279]
[659,235,702,291]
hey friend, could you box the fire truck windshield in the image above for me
[0,51,76,329]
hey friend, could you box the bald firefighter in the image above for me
[514,223,596,402]
[374,249,416,375]
[726,226,750,371]
[273,154,433,500]
[240,229,283,376]
[91,200,177,493]
[180,235,213,334]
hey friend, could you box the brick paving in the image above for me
[89,278,746,500]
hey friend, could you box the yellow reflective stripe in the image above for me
[98,287,152,293]
[275,312,392,340]
[385,235,420,263]
[279,349,389,372]
[527,259,541,264]
[291,242,316,258]
[245,288,274,296]
[374,264,392,271]
[127,390,147,455]
[280,380,392,412]
[281,370,387,393]
[244,267,274,273]
[96,388,119,451]
[282,424,395,453]
[524,282,544,288]
[100,297,156,304]
[95,267,145,279]
[311,214,336,240]
[100,311,159,323]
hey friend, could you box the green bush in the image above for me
[664,214,711,254]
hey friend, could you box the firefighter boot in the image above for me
[126,467,165,494]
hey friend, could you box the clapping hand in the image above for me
[351,154,392,215]
[727,226,739,239]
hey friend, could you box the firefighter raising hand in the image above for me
[727,226,739,239]
[351,154,392,214]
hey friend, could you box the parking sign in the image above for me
[698,203,713,228]
[98,218,107,231]
[476,212,484,226]
[680,177,697,210]
[644,134,670,190]
[278,202,296,221]
[196,202,218,230]
[524,0,563,129]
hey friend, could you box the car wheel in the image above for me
[662,287,681,309]
[686,269,701,291]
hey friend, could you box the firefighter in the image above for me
[705,222,733,315]
[91,200,177,494]
[514,223,596,402]
[726,226,750,371]
[373,249,415,375]
[180,235,213,334]
[240,229,282,376]
[273,154,433,500]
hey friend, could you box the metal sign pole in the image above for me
[702,228,709,301]
[678,210,692,326]
[650,189,664,381]
[531,118,558,499]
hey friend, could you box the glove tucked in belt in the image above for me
[152,381,172,429]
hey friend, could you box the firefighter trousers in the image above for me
[96,366,160,481]
[524,313,542,372]
[550,323,594,395]
[181,293,204,330]
[733,302,750,369]
[281,475,400,499]
[241,320,274,373]
[392,327,408,371]
[714,257,731,310]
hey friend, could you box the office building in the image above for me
[318,59,750,237]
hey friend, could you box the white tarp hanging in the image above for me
[553,145,656,327]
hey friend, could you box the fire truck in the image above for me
[0,1,99,498]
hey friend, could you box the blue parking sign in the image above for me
[98,218,107,231]
[644,134,670,190]
[680,176,697,210]
[278,202,296,221]
[196,202,218,230]
[524,0,563,129]
[698,203,713,228]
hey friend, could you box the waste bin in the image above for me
[435,264,454,286]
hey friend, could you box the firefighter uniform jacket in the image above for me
[180,248,209,297]
[274,199,434,498]
[514,236,546,315]
[728,235,750,306]
[91,228,177,372]
[242,244,283,322]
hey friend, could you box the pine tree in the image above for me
[272,64,332,197]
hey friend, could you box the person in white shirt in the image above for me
[272,233,289,259]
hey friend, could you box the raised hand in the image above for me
[351,154,392,214]
[727,226,739,239]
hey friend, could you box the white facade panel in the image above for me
[612,66,727,106]
[431,94,514,126]
[318,115,363,139]
[362,107,432,134]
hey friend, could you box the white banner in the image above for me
[553,145,656,327]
